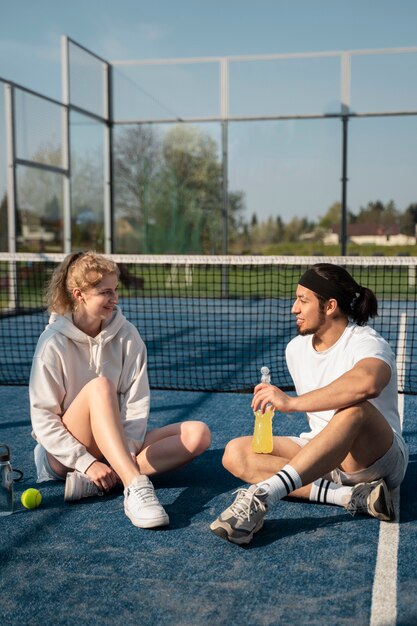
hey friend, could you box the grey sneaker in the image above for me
[346,479,395,522]
[124,475,169,529]
[210,485,268,545]
[64,471,103,501]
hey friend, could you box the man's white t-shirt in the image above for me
[285,323,407,459]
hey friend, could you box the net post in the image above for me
[221,116,229,296]
[340,52,351,257]
[221,119,229,256]
[4,83,16,254]
[220,56,229,263]
[340,114,349,256]
[220,58,229,297]
[103,60,114,254]
[397,312,407,393]
[4,84,18,309]
[61,36,72,254]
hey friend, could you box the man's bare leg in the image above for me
[222,401,394,499]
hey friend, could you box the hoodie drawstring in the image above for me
[87,335,104,376]
[95,335,103,376]
[87,336,94,372]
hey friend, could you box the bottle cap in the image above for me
[260,366,271,384]
[0,444,10,462]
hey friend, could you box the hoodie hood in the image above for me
[47,305,128,375]
[47,305,127,344]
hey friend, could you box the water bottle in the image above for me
[252,367,275,454]
[0,444,14,516]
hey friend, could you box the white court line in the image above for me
[370,313,406,626]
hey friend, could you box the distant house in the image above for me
[323,223,416,246]
[17,209,55,244]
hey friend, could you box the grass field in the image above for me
[1,258,417,310]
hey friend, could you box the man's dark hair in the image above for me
[312,263,378,326]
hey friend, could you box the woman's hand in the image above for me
[251,383,294,414]
[85,460,119,492]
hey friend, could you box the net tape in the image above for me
[1,253,416,393]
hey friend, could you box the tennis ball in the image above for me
[21,488,42,509]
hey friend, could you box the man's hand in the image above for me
[251,383,294,414]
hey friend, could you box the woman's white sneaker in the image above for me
[64,471,103,501]
[124,475,169,528]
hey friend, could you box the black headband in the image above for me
[298,269,353,309]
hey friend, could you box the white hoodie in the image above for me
[29,305,150,474]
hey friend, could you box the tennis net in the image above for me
[1,253,416,393]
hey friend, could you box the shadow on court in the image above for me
[0,387,416,626]
[400,454,417,523]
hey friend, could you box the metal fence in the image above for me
[1,38,417,255]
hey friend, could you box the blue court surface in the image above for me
[0,385,416,626]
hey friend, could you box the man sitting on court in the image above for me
[210,263,409,545]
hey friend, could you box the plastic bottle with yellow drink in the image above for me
[252,366,274,453]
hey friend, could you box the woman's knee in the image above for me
[84,376,116,400]
[182,421,211,456]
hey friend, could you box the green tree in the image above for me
[227,190,247,251]
[400,203,417,237]
[276,216,285,242]
[161,125,223,253]
[318,201,356,230]
[356,200,400,228]
[113,125,162,252]
[284,216,313,243]
[319,202,342,229]
[71,150,104,247]
[113,123,245,254]
[16,142,104,251]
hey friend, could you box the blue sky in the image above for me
[1,0,417,223]
[1,0,416,100]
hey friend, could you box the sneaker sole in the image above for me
[209,517,264,545]
[369,481,395,522]
[64,476,78,502]
[64,474,102,502]
[124,505,170,529]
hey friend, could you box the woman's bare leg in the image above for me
[47,377,140,489]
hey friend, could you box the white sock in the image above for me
[257,464,302,506]
[310,478,353,507]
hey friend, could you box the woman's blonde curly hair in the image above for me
[46,251,120,315]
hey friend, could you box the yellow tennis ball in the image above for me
[21,488,42,509]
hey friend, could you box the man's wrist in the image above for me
[288,395,298,412]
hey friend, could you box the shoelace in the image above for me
[229,488,267,521]
[345,485,369,516]
[129,482,157,504]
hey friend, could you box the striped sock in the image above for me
[310,478,353,507]
[256,464,302,506]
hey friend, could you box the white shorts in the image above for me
[287,432,408,490]
[34,444,65,483]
